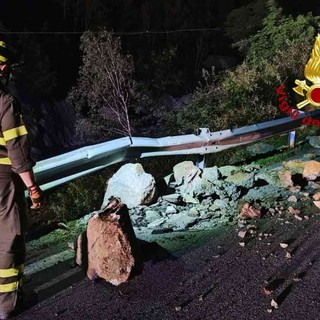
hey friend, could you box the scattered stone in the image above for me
[309,181,320,189]
[239,242,245,247]
[289,186,301,193]
[282,160,306,174]
[218,165,240,178]
[288,206,300,215]
[162,194,182,204]
[202,166,221,182]
[145,210,162,223]
[287,195,297,203]
[165,212,198,230]
[313,192,320,201]
[225,171,254,189]
[313,201,320,209]
[303,160,320,181]
[183,195,200,204]
[307,136,320,149]
[148,218,166,228]
[271,299,279,309]
[173,161,200,185]
[277,170,294,188]
[243,185,290,204]
[263,287,273,295]
[285,252,292,259]
[280,243,288,248]
[238,230,247,238]
[240,203,261,219]
[187,207,199,217]
[165,206,177,215]
[294,215,303,221]
[208,204,220,212]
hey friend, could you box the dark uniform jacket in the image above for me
[0,85,35,173]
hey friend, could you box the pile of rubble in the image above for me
[75,152,320,285]
[78,155,320,233]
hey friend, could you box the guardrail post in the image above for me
[288,131,296,149]
[196,128,210,169]
[196,154,206,169]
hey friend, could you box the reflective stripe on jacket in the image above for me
[0,87,35,173]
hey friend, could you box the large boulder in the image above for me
[76,198,142,286]
[102,163,157,209]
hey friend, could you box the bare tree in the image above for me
[68,29,135,142]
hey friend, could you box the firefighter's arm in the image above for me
[19,171,44,209]
[1,94,34,171]
[1,94,43,208]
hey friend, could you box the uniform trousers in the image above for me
[0,171,27,315]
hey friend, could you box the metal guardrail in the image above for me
[34,109,320,191]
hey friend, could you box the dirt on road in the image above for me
[14,202,320,320]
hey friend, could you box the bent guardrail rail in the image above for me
[34,109,320,191]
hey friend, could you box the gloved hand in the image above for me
[27,184,44,209]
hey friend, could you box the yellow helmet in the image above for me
[0,41,10,63]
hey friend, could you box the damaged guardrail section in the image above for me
[34,109,320,191]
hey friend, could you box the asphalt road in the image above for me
[15,208,320,320]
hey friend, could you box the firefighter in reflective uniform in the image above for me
[0,41,44,319]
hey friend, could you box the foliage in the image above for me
[240,2,320,68]
[30,173,107,225]
[225,0,266,44]
[175,3,320,136]
[146,46,186,96]
[67,29,136,140]
[175,68,230,133]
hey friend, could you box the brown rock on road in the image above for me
[76,198,142,286]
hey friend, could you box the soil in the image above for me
[15,203,320,320]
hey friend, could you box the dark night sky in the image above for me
[1,0,320,98]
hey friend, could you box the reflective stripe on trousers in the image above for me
[0,264,24,293]
[0,172,27,314]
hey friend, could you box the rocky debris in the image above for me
[102,163,157,209]
[302,160,320,181]
[225,171,255,189]
[162,194,182,204]
[307,136,320,149]
[142,158,318,230]
[277,170,294,188]
[171,161,221,203]
[313,201,320,208]
[287,195,297,203]
[78,156,320,237]
[239,203,261,219]
[76,198,142,286]
[282,160,306,174]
